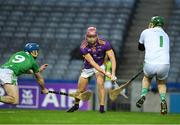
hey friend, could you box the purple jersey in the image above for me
[80,38,112,69]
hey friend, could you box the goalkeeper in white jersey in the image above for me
[136,16,170,115]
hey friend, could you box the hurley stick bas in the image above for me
[109,69,143,101]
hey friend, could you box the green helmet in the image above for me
[150,16,164,27]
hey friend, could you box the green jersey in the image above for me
[1,51,39,76]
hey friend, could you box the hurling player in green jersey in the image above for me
[0,42,48,104]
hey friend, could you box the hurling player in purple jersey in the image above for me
[67,27,117,113]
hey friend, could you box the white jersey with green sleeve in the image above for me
[1,51,39,76]
[139,27,170,64]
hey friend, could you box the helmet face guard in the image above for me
[149,16,164,28]
[24,42,40,58]
[30,50,39,58]
[86,26,98,45]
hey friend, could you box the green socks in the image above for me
[141,88,148,97]
[160,93,166,101]
[140,88,166,101]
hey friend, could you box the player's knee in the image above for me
[98,83,104,89]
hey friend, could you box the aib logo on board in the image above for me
[17,86,39,108]
[21,89,33,105]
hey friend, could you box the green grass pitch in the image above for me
[0,109,180,124]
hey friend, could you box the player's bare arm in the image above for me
[83,53,112,78]
[83,53,105,74]
[106,49,116,76]
[34,72,48,94]
[26,64,49,74]
[39,64,48,73]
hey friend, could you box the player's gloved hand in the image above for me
[39,64,49,73]
[41,88,49,94]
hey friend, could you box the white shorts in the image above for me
[0,68,18,85]
[143,63,170,80]
[104,81,112,89]
[80,65,105,78]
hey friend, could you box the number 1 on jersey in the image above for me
[160,36,163,47]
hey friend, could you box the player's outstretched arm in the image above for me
[39,64,48,73]
[106,49,116,78]
[26,64,49,74]
[34,72,48,94]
